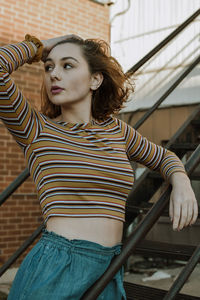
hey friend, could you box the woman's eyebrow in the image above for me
[61,57,79,63]
[44,57,79,63]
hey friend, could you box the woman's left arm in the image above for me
[122,120,199,231]
[169,172,198,231]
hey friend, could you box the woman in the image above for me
[0,34,198,300]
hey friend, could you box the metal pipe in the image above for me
[184,145,200,175]
[81,145,200,299]
[0,224,43,277]
[0,168,30,206]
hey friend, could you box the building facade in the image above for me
[0,0,110,266]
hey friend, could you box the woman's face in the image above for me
[44,43,95,107]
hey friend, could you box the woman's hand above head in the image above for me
[169,172,198,231]
[41,34,81,62]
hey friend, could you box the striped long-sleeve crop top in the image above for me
[0,37,186,224]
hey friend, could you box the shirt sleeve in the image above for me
[0,37,45,150]
[122,120,186,180]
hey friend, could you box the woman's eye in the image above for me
[64,63,73,69]
[44,65,53,72]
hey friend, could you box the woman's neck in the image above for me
[59,101,93,123]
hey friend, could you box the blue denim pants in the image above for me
[8,228,126,300]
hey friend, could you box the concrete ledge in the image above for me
[0,268,18,296]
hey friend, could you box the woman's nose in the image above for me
[50,68,61,80]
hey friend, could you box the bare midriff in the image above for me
[46,217,124,247]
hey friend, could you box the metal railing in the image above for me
[126,8,200,75]
[133,54,200,130]
[0,169,29,206]
[163,243,200,300]
[81,145,200,299]
[0,224,44,277]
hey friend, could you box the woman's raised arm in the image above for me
[0,35,45,150]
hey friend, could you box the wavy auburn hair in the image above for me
[40,36,134,121]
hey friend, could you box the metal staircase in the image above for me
[121,108,200,300]
[80,8,200,299]
[81,141,200,300]
[0,8,200,300]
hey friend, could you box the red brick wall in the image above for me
[0,0,109,266]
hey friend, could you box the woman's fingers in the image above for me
[185,202,193,227]
[171,193,198,231]
[190,200,198,225]
[169,196,173,221]
[43,34,81,51]
[172,200,181,231]
[168,172,199,230]
[178,203,187,230]
[41,35,81,62]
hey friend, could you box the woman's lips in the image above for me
[51,88,64,95]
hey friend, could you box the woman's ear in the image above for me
[90,72,104,90]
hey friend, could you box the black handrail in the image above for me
[133,55,200,130]
[0,224,44,277]
[126,8,200,75]
[81,144,200,299]
[163,243,200,300]
[0,168,29,206]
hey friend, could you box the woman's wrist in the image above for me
[169,171,190,187]
[24,34,44,63]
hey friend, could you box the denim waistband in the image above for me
[41,228,122,256]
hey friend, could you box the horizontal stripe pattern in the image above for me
[0,41,186,223]
[121,121,185,178]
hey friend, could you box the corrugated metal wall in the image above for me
[110,0,200,111]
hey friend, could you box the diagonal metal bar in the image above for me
[126,8,200,75]
[163,243,200,300]
[0,168,30,206]
[81,187,171,300]
[0,224,44,277]
[133,55,200,130]
[81,145,200,300]
[184,144,200,175]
